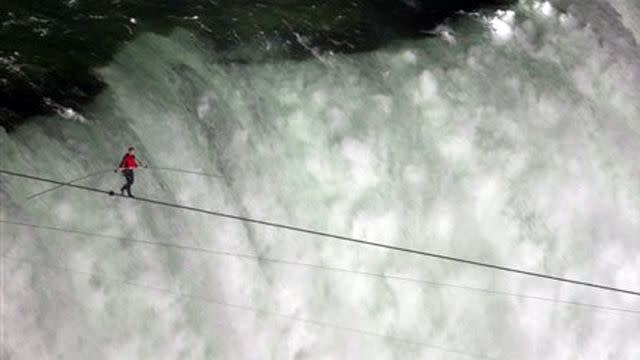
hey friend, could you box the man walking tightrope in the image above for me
[116,147,145,197]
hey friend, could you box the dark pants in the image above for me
[120,169,134,196]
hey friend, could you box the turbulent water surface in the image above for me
[1,0,640,359]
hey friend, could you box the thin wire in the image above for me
[2,168,639,297]
[26,169,114,200]
[144,167,223,178]
[3,255,496,360]
[2,219,638,315]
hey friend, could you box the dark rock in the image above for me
[0,0,515,130]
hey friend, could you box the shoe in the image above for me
[128,194,135,198]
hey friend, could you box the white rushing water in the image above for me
[1,0,639,359]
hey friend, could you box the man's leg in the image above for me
[121,170,133,196]
[126,171,135,197]
[120,172,128,195]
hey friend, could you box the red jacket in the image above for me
[119,154,139,169]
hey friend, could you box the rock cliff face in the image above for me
[0,0,514,130]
